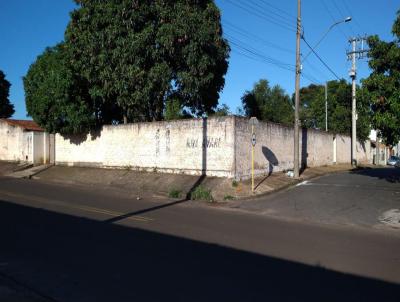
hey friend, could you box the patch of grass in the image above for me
[168,188,182,199]
[190,185,213,202]
[232,180,239,187]
[223,195,234,201]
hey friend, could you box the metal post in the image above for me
[294,0,301,178]
[351,39,357,166]
[325,82,328,132]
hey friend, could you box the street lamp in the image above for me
[293,15,352,178]
[302,17,352,63]
[304,17,352,132]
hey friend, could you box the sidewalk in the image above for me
[30,163,359,202]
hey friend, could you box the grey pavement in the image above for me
[0,174,399,301]
[227,166,400,231]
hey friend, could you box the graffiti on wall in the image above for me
[186,137,222,149]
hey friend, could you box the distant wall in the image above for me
[55,117,235,177]
[234,118,333,179]
[0,121,33,162]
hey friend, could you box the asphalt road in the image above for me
[0,173,399,301]
[235,167,400,229]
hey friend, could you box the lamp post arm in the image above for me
[302,18,351,63]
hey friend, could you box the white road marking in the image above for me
[379,209,400,228]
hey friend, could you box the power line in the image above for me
[302,36,341,80]
[224,0,296,32]
[247,0,296,26]
[302,59,329,82]
[339,0,366,35]
[256,0,296,20]
[232,46,320,86]
[226,34,295,70]
[321,0,348,40]
[224,20,295,54]
[331,0,356,37]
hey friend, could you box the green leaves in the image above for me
[362,10,400,145]
[298,80,371,141]
[241,79,293,125]
[65,0,229,123]
[23,44,95,134]
[0,70,14,118]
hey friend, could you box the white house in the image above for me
[0,119,54,164]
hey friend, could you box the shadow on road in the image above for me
[0,200,399,302]
[351,167,400,183]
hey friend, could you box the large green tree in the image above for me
[362,10,400,145]
[24,44,95,134]
[299,80,371,141]
[241,79,293,125]
[65,0,229,123]
[0,70,15,118]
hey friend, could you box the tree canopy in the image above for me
[0,70,15,118]
[299,80,371,141]
[65,0,229,124]
[362,9,400,145]
[24,44,95,134]
[241,79,293,125]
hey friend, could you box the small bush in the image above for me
[190,185,213,202]
[232,180,239,187]
[168,188,182,199]
[224,195,234,201]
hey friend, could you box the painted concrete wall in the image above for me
[56,117,235,177]
[234,118,333,179]
[0,121,52,164]
[54,116,371,179]
[0,122,33,162]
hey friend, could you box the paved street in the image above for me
[233,167,400,230]
[0,169,399,301]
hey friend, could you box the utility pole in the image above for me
[293,0,301,178]
[347,36,368,167]
[325,82,328,131]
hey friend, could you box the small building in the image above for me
[0,119,54,164]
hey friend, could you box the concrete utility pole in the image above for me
[347,37,368,167]
[293,0,301,178]
[325,82,328,132]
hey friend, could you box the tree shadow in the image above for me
[255,146,279,190]
[60,128,101,145]
[350,167,400,183]
[186,117,208,199]
[0,200,399,301]
[301,128,308,173]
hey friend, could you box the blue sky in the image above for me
[0,0,398,120]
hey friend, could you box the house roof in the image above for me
[1,119,44,132]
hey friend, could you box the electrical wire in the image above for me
[246,0,295,28]
[226,34,295,71]
[256,0,296,20]
[321,0,348,40]
[224,0,296,32]
[339,0,366,35]
[332,0,356,37]
[302,36,341,80]
[224,20,295,54]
